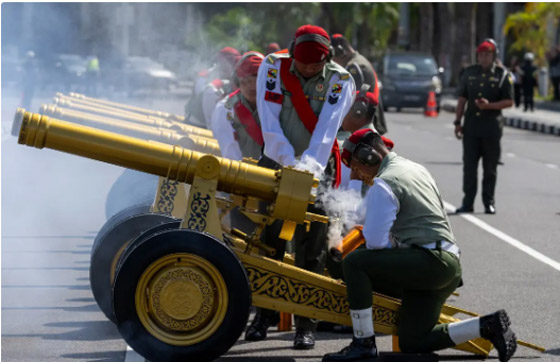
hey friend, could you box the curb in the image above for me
[441,102,560,136]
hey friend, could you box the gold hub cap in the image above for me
[136,253,228,346]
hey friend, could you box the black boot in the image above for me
[322,336,378,361]
[245,308,280,341]
[480,310,517,362]
[294,328,315,349]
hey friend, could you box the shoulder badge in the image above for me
[266,55,275,64]
[340,74,350,81]
[328,83,343,104]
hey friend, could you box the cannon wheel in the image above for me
[91,203,152,258]
[113,229,251,362]
[90,212,177,322]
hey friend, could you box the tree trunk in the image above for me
[476,3,493,45]
[451,3,475,86]
[419,3,434,53]
[435,3,453,86]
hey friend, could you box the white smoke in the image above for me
[319,185,365,249]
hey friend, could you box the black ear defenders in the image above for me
[355,142,382,166]
[288,33,334,62]
[232,51,265,87]
[352,84,372,118]
[342,129,382,166]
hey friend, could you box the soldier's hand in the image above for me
[454,125,463,140]
[475,98,489,110]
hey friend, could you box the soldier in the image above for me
[331,33,387,135]
[185,47,240,129]
[323,129,517,362]
[454,39,513,215]
[211,51,265,160]
[246,24,355,349]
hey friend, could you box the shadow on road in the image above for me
[3,320,121,341]
[60,350,125,362]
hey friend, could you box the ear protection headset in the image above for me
[232,51,265,87]
[351,84,375,119]
[342,129,382,166]
[288,33,334,62]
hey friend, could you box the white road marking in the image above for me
[125,345,145,362]
[505,152,516,158]
[545,163,558,169]
[444,201,560,272]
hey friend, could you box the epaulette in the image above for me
[340,74,350,80]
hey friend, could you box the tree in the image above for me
[504,3,560,66]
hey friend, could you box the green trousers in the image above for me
[343,245,462,353]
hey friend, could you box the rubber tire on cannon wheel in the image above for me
[90,212,177,323]
[91,203,152,258]
[113,229,251,362]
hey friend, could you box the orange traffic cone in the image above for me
[424,91,438,117]
[278,312,292,331]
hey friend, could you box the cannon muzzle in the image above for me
[18,110,318,223]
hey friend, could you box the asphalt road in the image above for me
[2,93,559,362]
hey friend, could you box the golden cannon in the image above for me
[54,93,214,138]
[35,103,218,218]
[16,110,544,361]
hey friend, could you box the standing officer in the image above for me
[454,39,513,215]
[331,34,387,135]
[246,24,355,349]
[323,129,517,362]
[211,51,265,160]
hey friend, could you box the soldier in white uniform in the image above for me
[245,24,355,350]
[211,52,265,160]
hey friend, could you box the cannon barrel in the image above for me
[55,94,213,138]
[18,111,317,222]
[68,92,185,121]
[38,105,220,154]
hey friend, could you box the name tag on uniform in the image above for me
[265,91,283,104]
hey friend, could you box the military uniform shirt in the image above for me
[256,53,355,169]
[457,63,514,138]
[211,92,263,161]
[210,98,242,160]
[346,51,376,90]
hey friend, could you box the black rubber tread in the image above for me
[113,229,251,362]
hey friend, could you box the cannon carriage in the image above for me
[14,100,543,361]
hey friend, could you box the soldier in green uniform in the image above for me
[247,24,355,349]
[454,39,514,215]
[323,129,517,362]
[331,34,387,135]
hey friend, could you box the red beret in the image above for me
[341,129,394,167]
[236,52,264,78]
[292,24,331,64]
[476,41,496,53]
[332,33,344,39]
[356,90,379,107]
[217,47,241,64]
